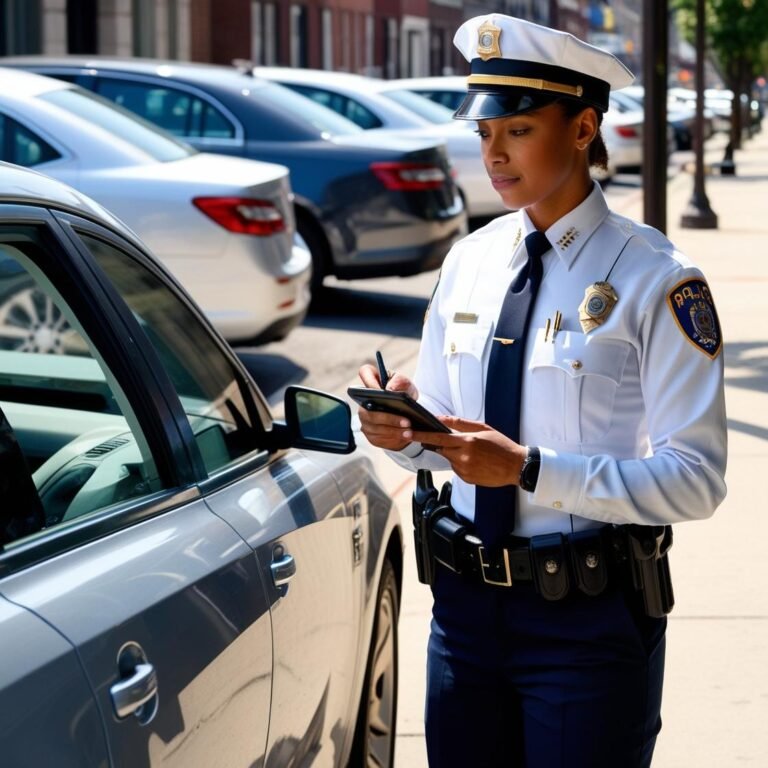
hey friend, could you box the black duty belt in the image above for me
[412,470,675,616]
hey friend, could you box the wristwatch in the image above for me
[518,446,541,493]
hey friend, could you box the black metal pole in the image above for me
[642,0,668,233]
[680,0,718,228]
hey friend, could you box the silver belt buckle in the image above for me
[478,545,513,587]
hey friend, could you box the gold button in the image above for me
[571,360,583,370]
[450,342,456,354]
[545,559,560,575]
[553,501,563,509]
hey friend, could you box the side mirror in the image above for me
[269,386,355,454]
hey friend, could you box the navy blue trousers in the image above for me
[426,568,666,768]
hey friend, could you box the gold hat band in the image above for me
[467,74,584,98]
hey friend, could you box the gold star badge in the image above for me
[477,20,502,61]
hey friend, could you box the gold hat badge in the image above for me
[578,281,619,333]
[477,20,502,61]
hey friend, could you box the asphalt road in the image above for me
[237,171,655,408]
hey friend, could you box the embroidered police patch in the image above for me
[666,278,722,359]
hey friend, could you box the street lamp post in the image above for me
[680,0,718,228]
[643,0,668,233]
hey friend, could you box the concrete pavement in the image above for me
[362,126,768,766]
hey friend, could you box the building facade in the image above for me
[1,0,641,78]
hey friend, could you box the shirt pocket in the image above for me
[443,319,493,420]
[528,329,631,443]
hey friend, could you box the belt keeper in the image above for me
[530,532,570,601]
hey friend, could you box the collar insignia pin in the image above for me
[557,227,579,250]
[578,281,618,333]
[477,20,502,61]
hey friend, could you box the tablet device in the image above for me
[347,387,450,433]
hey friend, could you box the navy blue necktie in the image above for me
[474,230,550,549]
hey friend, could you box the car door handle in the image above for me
[271,553,297,587]
[110,663,158,719]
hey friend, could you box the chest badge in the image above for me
[578,281,619,333]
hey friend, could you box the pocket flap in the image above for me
[443,319,493,361]
[529,330,630,384]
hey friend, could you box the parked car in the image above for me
[618,85,698,151]
[253,66,506,219]
[0,57,467,289]
[0,67,310,344]
[0,161,403,767]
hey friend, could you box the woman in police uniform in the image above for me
[357,14,727,768]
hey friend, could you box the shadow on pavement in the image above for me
[725,341,768,441]
[305,286,428,339]
[235,351,308,400]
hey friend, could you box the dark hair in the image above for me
[558,99,609,171]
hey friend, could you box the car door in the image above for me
[0,208,273,767]
[67,216,368,765]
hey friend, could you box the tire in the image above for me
[296,210,329,296]
[349,559,400,768]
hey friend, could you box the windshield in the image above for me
[40,87,195,162]
[382,89,456,124]
[254,80,363,137]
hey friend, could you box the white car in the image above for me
[253,67,507,219]
[0,67,311,344]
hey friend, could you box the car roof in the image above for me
[0,66,71,96]
[1,55,271,90]
[0,161,142,244]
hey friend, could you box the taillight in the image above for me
[615,125,640,138]
[370,162,447,191]
[193,197,285,236]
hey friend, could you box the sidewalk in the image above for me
[374,126,768,766]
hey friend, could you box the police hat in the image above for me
[453,14,634,120]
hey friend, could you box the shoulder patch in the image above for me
[666,278,722,359]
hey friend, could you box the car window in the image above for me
[0,113,61,167]
[416,89,465,112]
[382,89,455,124]
[288,84,384,129]
[95,78,236,139]
[79,233,260,476]
[0,227,164,546]
[251,80,363,137]
[39,87,195,162]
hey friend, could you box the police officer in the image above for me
[357,14,727,768]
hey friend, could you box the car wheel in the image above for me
[0,286,85,354]
[349,559,399,768]
[296,210,329,296]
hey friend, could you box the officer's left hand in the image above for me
[407,416,527,487]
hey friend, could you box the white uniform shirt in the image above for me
[386,182,727,537]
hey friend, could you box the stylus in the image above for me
[375,351,389,389]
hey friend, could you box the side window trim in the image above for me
[91,72,245,144]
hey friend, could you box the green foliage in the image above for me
[673,0,768,87]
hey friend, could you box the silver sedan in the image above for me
[0,67,311,344]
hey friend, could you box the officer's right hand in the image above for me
[357,363,419,451]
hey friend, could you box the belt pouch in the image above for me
[430,510,466,573]
[530,533,570,601]
[569,529,609,596]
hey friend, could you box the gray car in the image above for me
[0,162,403,767]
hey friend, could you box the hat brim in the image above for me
[453,88,562,120]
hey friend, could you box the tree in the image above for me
[675,0,768,152]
